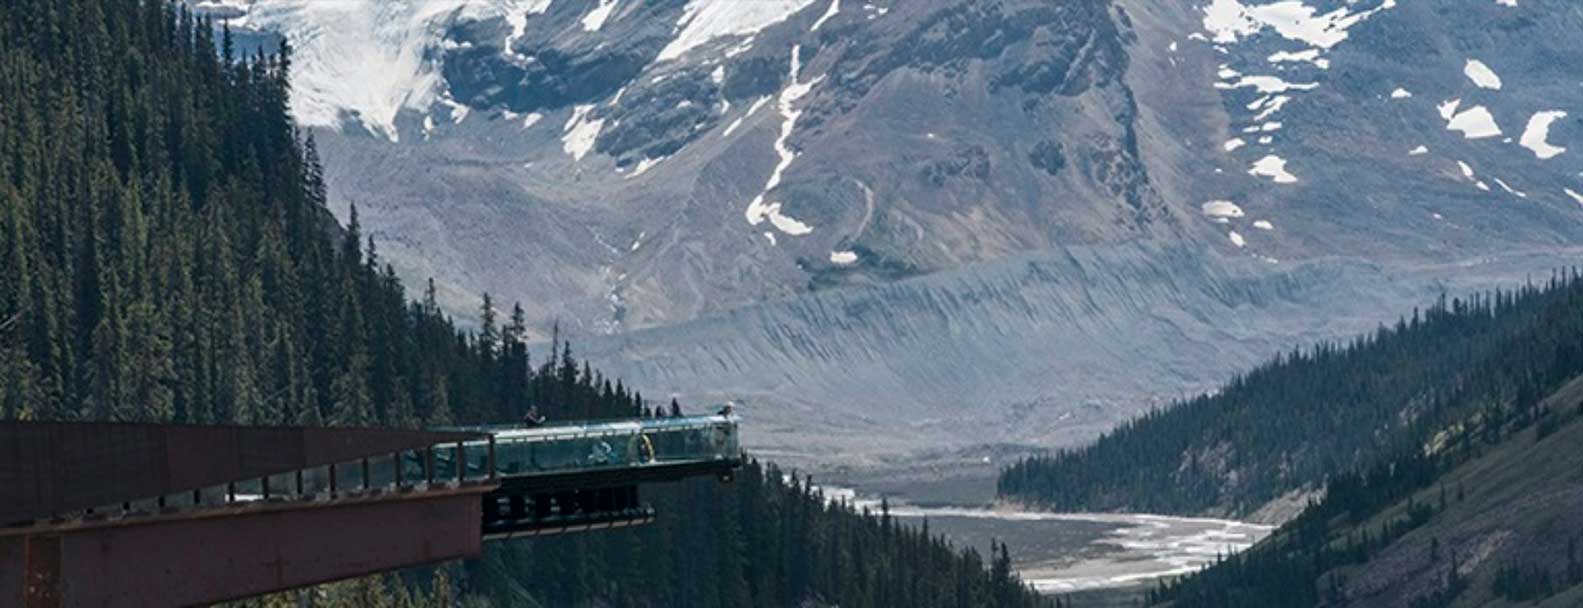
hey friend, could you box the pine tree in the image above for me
[424,370,454,427]
[330,353,374,428]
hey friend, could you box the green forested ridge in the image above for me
[0,1,1043,606]
[0,0,642,427]
[1143,368,1583,607]
[1000,274,1583,516]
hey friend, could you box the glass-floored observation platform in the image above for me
[435,414,741,484]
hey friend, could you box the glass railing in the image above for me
[438,415,740,477]
[69,416,739,522]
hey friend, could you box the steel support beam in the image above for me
[0,485,494,608]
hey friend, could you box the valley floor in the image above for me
[827,470,1273,600]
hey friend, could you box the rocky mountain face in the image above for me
[206,0,1583,470]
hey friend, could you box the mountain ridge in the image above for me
[209,0,1583,470]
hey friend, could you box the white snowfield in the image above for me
[1202,0,1396,50]
[659,0,818,62]
[225,0,816,141]
[236,0,554,142]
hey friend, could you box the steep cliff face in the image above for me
[207,0,1583,467]
[212,0,1178,332]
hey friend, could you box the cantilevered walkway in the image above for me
[446,416,742,538]
[0,415,740,607]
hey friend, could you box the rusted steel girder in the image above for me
[0,421,482,525]
[0,484,495,608]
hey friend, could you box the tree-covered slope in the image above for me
[0,0,611,428]
[1147,373,1583,608]
[1000,275,1583,516]
[470,460,1045,608]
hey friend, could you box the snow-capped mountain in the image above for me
[205,0,1583,469]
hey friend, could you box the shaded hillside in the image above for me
[1147,375,1583,608]
[1000,273,1583,516]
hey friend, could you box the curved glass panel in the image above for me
[439,415,739,477]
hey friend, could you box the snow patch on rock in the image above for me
[1445,105,1502,140]
[563,104,604,161]
[1493,178,1527,199]
[1250,155,1298,183]
[1215,75,1319,95]
[627,155,666,178]
[722,95,772,138]
[1519,111,1567,159]
[810,0,840,32]
[1457,160,1477,180]
[582,0,619,31]
[745,46,823,237]
[1202,200,1247,218]
[1253,96,1291,121]
[1463,59,1503,90]
[1268,48,1327,69]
